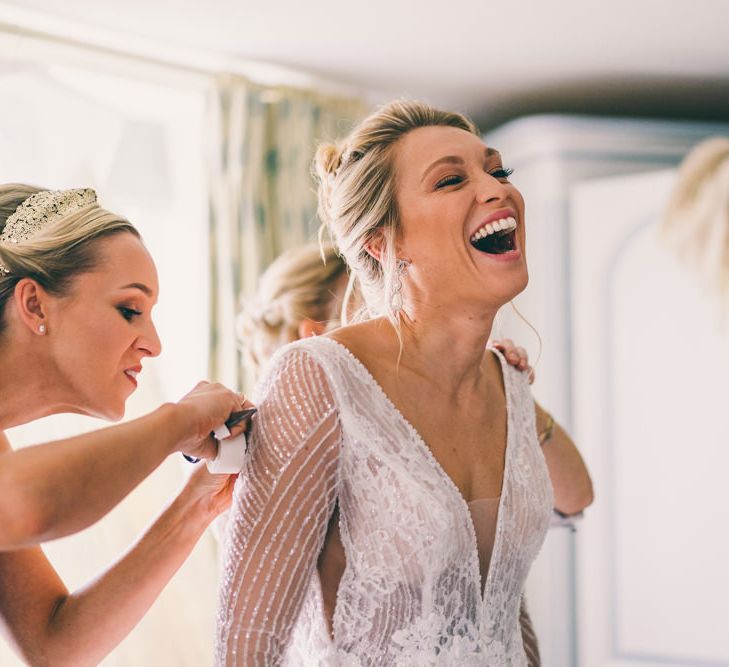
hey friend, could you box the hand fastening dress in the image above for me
[215,336,553,666]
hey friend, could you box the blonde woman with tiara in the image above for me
[216,101,593,665]
[0,184,251,664]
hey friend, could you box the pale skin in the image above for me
[328,125,593,515]
[0,232,250,665]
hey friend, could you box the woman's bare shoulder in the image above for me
[0,431,11,453]
[324,319,402,378]
[326,318,393,354]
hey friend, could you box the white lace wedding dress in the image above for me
[215,336,553,666]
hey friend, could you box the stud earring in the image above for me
[38,324,46,335]
[391,258,411,314]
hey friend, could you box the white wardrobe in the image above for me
[488,115,729,667]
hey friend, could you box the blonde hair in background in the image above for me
[0,184,139,336]
[662,137,729,303]
[312,100,479,340]
[237,241,348,381]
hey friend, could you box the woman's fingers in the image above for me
[178,383,250,458]
[224,401,257,439]
[491,338,535,383]
[183,464,238,517]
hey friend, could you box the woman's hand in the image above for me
[179,464,238,520]
[174,382,254,459]
[492,338,535,384]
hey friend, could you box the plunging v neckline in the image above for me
[316,335,514,603]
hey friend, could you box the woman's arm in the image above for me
[0,382,245,550]
[216,348,341,666]
[491,340,593,516]
[0,465,236,667]
[535,402,594,515]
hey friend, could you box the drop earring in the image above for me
[391,258,411,314]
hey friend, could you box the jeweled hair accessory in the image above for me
[0,188,97,275]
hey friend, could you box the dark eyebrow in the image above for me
[120,282,153,297]
[421,147,503,184]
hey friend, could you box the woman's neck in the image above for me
[394,300,499,400]
[0,341,67,429]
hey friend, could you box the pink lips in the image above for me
[123,365,142,388]
[468,207,522,263]
[482,247,522,263]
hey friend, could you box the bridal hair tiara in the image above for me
[0,188,97,275]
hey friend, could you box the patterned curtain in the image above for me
[207,75,366,390]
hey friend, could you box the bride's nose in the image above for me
[476,173,510,205]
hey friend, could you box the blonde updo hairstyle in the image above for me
[313,100,478,333]
[0,184,140,336]
[237,242,348,379]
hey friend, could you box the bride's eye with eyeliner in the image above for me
[435,174,463,188]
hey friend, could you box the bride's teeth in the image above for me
[471,216,518,244]
[471,217,518,243]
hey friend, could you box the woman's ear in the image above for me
[298,318,328,339]
[364,229,404,263]
[363,233,384,263]
[13,278,49,335]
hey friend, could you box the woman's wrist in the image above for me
[152,402,193,454]
[169,482,217,532]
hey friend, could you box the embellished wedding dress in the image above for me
[215,336,553,666]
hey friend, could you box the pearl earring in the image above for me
[38,324,46,335]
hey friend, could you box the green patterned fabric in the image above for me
[207,75,366,389]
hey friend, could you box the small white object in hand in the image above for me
[206,433,247,474]
[213,423,231,440]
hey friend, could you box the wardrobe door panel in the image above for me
[571,169,729,667]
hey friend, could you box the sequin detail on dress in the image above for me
[215,337,553,666]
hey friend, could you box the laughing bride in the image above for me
[215,100,592,666]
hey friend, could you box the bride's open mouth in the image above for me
[469,216,517,254]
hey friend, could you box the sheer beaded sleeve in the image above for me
[215,347,341,666]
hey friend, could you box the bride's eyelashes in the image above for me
[434,167,514,190]
[435,174,464,188]
[490,167,514,180]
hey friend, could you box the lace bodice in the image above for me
[215,336,553,666]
